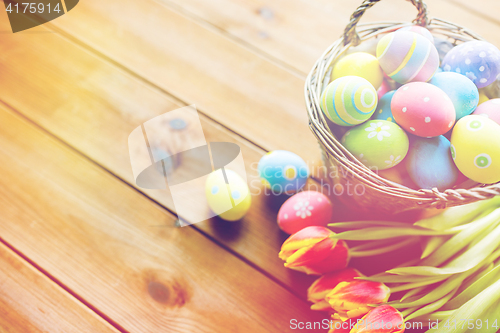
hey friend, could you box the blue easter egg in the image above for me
[442,40,500,88]
[430,72,479,120]
[258,150,309,193]
[406,136,459,191]
[372,90,396,122]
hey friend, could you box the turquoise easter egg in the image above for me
[320,76,378,126]
[258,150,309,193]
[376,31,439,84]
[372,90,396,122]
[205,169,251,221]
[430,72,479,120]
[406,136,459,191]
[342,120,410,170]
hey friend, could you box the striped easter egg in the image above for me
[320,76,378,126]
[398,26,434,43]
[376,31,439,84]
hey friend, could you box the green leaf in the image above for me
[409,310,456,322]
[443,263,500,311]
[389,221,500,276]
[405,286,458,321]
[420,208,500,267]
[420,236,449,259]
[358,274,440,283]
[330,227,456,241]
[426,278,500,333]
[414,197,500,230]
[390,276,448,293]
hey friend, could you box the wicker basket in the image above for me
[305,0,500,214]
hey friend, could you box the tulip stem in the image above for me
[350,237,419,257]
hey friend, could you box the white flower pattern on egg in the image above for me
[293,200,314,219]
[385,155,402,168]
[365,122,391,141]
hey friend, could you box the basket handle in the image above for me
[343,0,429,46]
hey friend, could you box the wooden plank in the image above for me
[0,100,323,332]
[46,0,320,164]
[445,0,500,26]
[157,0,500,74]
[52,0,500,80]
[0,15,326,292]
[0,241,119,333]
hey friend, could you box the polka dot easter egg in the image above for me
[430,72,479,120]
[442,40,500,88]
[372,90,395,122]
[277,191,333,235]
[451,115,500,184]
[205,169,251,221]
[376,31,439,84]
[331,52,384,89]
[391,82,456,137]
[342,120,410,170]
[320,76,378,126]
[406,136,459,191]
[472,98,500,125]
[258,150,309,194]
[398,25,434,42]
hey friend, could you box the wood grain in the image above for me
[0,14,327,293]
[0,241,119,333]
[61,0,500,79]
[0,100,324,332]
[47,0,320,164]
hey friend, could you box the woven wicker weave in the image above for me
[305,0,500,213]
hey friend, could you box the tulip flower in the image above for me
[326,280,390,321]
[350,305,405,333]
[307,268,363,311]
[279,226,350,275]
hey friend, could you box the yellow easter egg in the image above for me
[205,169,251,221]
[451,115,500,184]
[478,91,489,105]
[331,52,384,90]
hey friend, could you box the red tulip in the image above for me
[308,268,363,311]
[326,280,390,321]
[279,226,350,275]
[350,305,405,333]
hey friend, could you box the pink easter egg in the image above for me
[472,98,500,125]
[398,26,434,43]
[277,191,333,235]
[391,82,456,137]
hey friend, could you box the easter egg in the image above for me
[405,136,459,191]
[391,82,456,137]
[478,91,489,105]
[331,52,384,89]
[429,72,479,120]
[434,37,455,63]
[376,31,439,84]
[398,25,434,42]
[258,150,309,193]
[205,169,251,221]
[372,90,396,122]
[378,162,418,189]
[377,79,391,100]
[472,98,500,125]
[320,76,378,126]
[277,191,333,234]
[451,115,500,184]
[442,40,500,88]
[342,120,410,170]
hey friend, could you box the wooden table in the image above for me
[0,0,498,331]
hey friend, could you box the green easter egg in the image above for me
[321,76,378,126]
[342,120,410,170]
